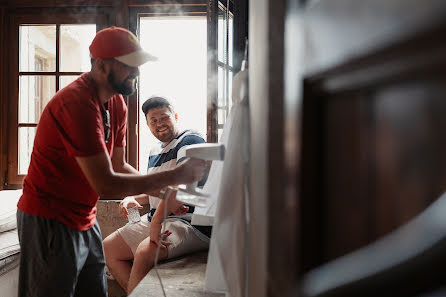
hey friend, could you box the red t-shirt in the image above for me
[17,73,127,231]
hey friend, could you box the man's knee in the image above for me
[134,239,153,259]
[103,231,133,261]
[134,238,165,262]
[102,232,115,258]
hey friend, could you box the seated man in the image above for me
[103,96,212,294]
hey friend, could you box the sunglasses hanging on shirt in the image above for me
[102,102,110,143]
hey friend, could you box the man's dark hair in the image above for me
[141,96,174,117]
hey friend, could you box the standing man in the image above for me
[16,27,205,297]
[103,96,211,294]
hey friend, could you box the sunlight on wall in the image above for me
[138,16,207,172]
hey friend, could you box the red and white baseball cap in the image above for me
[89,26,157,67]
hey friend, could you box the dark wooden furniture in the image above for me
[297,1,446,296]
[300,191,446,297]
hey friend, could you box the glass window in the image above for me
[17,23,96,176]
[18,127,37,175]
[19,25,56,72]
[138,16,207,172]
[218,128,223,142]
[60,75,80,89]
[218,66,225,106]
[228,16,234,67]
[218,8,226,63]
[19,76,55,123]
[216,2,234,141]
[60,25,96,72]
[218,108,226,125]
[228,70,233,110]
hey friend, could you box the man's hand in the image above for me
[119,196,143,218]
[163,190,189,216]
[172,204,189,216]
[149,221,172,246]
[173,158,206,185]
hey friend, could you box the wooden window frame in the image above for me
[216,0,235,140]
[6,10,108,187]
[2,1,247,187]
[127,2,214,170]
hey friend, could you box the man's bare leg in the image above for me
[103,232,134,293]
[127,236,168,294]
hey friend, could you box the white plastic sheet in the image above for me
[192,68,249,297]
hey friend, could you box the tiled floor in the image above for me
[129,251,225,297]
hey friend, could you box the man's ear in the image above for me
[174,113,178,120]
[96,58,110,75]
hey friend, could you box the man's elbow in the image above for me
[96,185,113,199]
[111,161,126,174]
[93,175,120,198]
[96,188,111,198]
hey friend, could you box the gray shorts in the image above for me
[16,210,107,297]
[117,213,209,259]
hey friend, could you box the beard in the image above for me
[108,71,137,96]
[155,126,176,144]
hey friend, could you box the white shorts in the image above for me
[117,213,209,259]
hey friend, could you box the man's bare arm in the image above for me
[110,147,164,198]
[75,150,204,199]
[111,147,140,174]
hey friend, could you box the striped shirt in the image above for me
[147,130,205,210]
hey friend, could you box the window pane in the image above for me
[19,75,56,123]
[60,25,96,72]
[18,127,37,175]
[218,128,223,142]
[229,15,234,67]
[218,66,225,106]
[218,8,226,63]
[228,70,233,110]
[60,75,80,89]
[218,108,226,125]
[20,25,56,72]
[139,16,207,172]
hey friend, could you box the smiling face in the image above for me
[146,106,179,146]
[107,59,139,95]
